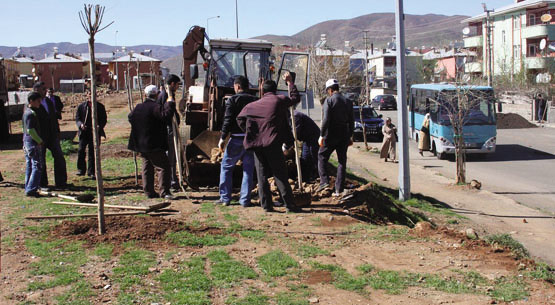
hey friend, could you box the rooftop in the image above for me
[113,53,161,62]
[37,54,85,63]
[423,49,477,60]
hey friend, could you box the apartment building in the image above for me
[462,0,555,78]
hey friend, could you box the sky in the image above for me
[0,0,511,47]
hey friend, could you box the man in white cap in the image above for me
[128,85,177,199]
[317,79,354,196]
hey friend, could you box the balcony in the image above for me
[522,24,555,39]
[525,57,550,69]
[465,62,483,73]
[464,35,483,48]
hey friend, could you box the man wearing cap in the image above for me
[128,85,176,199]
[317,79,354,196]
[237,73,300,213]
[33,81,67,188]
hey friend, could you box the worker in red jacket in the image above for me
[237,73,301,212]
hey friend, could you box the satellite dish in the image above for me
[540,39,547,50]
[462,27,470,35]
[541,14,552,23]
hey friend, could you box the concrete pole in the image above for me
[115,30,119,91]
[395,0,411,201]
[235,0,239,38]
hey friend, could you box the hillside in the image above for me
[255,13,469,49]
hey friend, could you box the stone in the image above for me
[308,297,319,303]
[470,179,482,190]
[465,228,478,240]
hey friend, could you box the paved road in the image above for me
[377,109,555,215]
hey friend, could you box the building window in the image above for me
[529,14,537,26]
[514,15,520,29]
[529,44,537,57]
[513,45,521,59]
[502,30,506,44]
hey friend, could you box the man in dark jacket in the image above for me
[289,110,320,182]
[317,79,354,196]
[33,82,67,188]
[237,74,300,212]
[46,88,64,121]
[128,85,176,199]
[156,74,181,190]
[75,91,107,178]
[218,75,258,207]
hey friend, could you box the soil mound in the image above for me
[497,113,536,129]
[52,216,186,246]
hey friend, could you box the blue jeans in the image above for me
[24,142,43,195]
[219,137,254,206]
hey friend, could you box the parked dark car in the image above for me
[371,94,397,110]
[353,106,384,142]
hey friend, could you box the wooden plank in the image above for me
[52,201,171,212]
[25,211,144,220]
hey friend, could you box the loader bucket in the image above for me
[187,130,222,159]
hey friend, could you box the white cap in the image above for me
[144,84,158,96]
[325,79,339,90]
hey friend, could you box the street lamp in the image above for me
[115,30,119,91]
[206,16,220,38]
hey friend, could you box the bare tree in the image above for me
[432,85,491,184]
[79,4,113,234]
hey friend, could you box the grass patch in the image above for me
[25,239,87,291]
[485,234,529,259]
[93,243,114,261]
[488,277,529,302]
[527,262,555,283]
[309,262,367,292]
[226,292,269,305]
[422,270,487,294]
[402,198,464,219]
[274,292,309,305]
[239,230,266,241]
[201,202,216,214]
[104,136,128,145]
[296,244,330,259]
[55,280,95,305]
[113,248,156,291]
[166,231,237,247]
[207,249,257,287]
[257,250,299,277]
[158,257,212,305]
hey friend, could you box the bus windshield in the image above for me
[212,50,262,88]
[437,90,496,125]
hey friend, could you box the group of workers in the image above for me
[20,73,357,213]
[218,74,354,212]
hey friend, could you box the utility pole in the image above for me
[235,0,239,38]
[395,0,411,201]
[361,30,370,150]
[482,3,494,87]
[115,30,119,91]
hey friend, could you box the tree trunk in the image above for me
[454,125,466,184]
[87,37,106,234]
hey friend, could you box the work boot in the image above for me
[316,183,329,193]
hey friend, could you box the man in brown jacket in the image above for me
[237,73,300,212]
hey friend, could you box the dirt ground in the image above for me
[1,92,554,305]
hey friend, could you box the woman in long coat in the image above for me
[418,113,431,156]
[380,117,397,162]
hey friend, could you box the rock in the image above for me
[382,177,388,181]
[470,179,482,190]
[308,297,319,303]
[329,216,334,221]
[103,284,111,290]
[411,221,434,235]
[465,228,478,240]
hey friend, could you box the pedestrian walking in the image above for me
[22,92,44,197]
[33,82,67,188]
[536,93,547,122]
[380,117,397,162]
[317,79,354,196]
[237,73,301,212]
[75,91,107,178]
[218,75,258,207]
[128,85,176,199]
[418,113,431,156]
[157,74,181,190]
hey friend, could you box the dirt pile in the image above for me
[52,216,186,247]
[497,113,537,129]
[343,183,426,227]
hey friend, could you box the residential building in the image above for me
[423,49,477,81]
[463,0,555,79]
[34,53,85,90]
[109,53,161,90]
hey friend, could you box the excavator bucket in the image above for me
[189,130,221,159]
